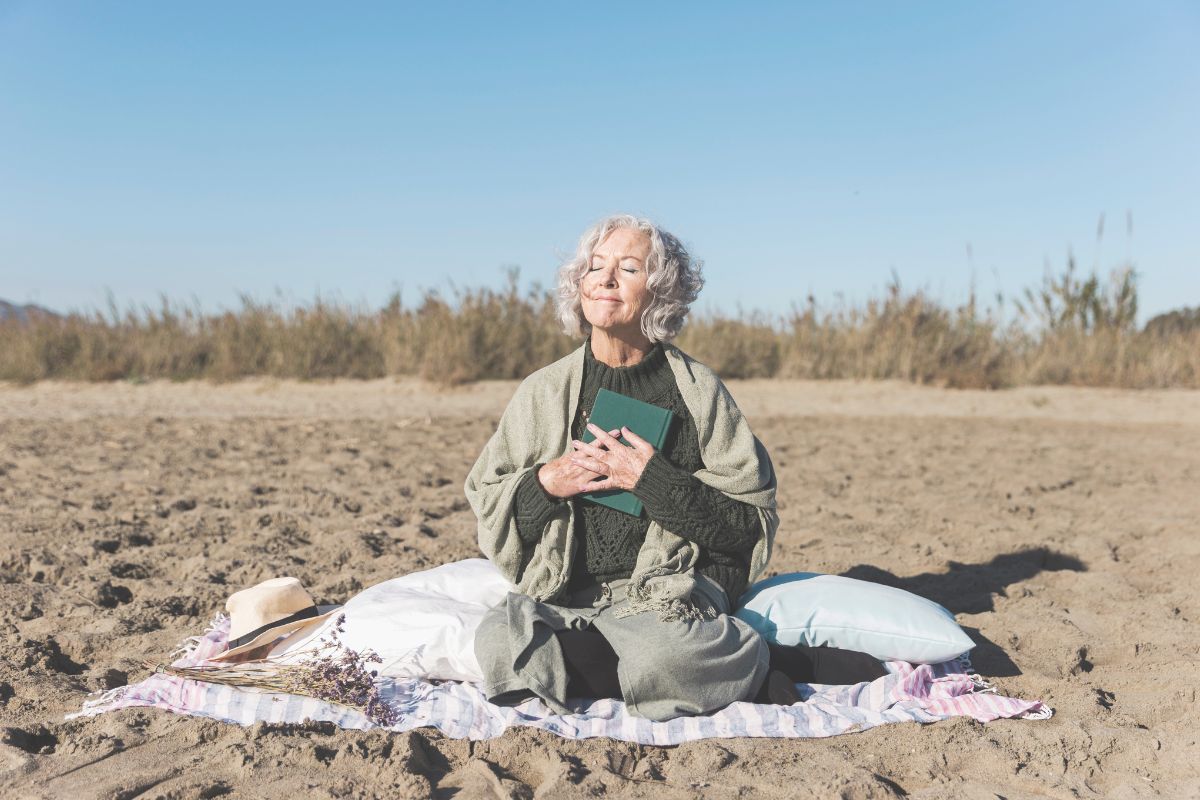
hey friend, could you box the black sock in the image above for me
[752,669,802,705]
[556,627,622,700]
[767,642,887,685]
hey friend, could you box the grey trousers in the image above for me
[473,574,770,721]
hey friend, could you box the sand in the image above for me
[1,378,1197,799]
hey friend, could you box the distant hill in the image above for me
[1144,306,1200,337]
[0,299,61,323]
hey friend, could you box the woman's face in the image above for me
[580,227,653,336]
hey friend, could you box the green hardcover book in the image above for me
[579,387,674,517]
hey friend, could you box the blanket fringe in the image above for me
[171,613,227,659]
[69,685,132,718]
[958,653,1055,721]
[1019,705,1055,720]
[968,674,998,694]
[66,612,230,721]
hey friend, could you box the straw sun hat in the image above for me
[210,577,341,661]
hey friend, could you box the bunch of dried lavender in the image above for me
[144,613,399,727]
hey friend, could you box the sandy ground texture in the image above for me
[1,378,1197,799]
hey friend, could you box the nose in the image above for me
[588,264,617,289]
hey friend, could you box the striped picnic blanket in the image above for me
[69,615,1050,744]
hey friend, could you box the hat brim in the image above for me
[209,604,342,662]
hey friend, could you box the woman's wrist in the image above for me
[516,463,564,517]
[535,463,567,502]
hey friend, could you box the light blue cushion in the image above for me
[735,572,974,664]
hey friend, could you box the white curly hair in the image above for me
[555,214,704,342]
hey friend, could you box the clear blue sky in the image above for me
[2,1,1197,323]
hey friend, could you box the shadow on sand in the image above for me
[840,547,1086,677]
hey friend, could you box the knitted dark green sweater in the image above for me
[512,337,761,605]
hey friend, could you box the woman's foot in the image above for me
[767,642,887,685]
[753,668,801,705]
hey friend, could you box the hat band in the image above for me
[227,605,321,651]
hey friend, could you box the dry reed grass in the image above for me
[2,266,1196,388]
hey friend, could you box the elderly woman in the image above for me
[465,215,881,721]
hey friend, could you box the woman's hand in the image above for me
[568,423,656,492]
[536,434,617,499]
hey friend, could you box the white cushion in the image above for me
[735,572,974,664]
[272,558,513,683]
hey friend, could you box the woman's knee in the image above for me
[627,615,764,680]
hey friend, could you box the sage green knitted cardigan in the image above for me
[464,339,778,620]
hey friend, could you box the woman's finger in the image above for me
[619,426,653,452]
[570,455,608,474]
[571,439,607,458]
[580,476,617,493]
[586,423,624,448]
[563,454,602,473]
